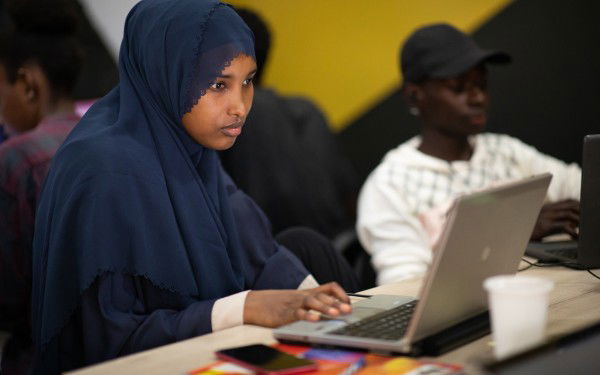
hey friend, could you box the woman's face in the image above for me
[182,54,257,150]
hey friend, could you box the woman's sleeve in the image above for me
[222,170,310,290]
[70,272,217,363]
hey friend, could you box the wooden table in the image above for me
[68,265,600,374]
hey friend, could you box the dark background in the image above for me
[339,0,600,182]
[0,0,118,100]
[1,0,597,184]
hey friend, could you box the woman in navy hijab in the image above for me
[31,0,351,372]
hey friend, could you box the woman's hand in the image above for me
[243,282,352,328]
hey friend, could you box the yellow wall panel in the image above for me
[227,0,513,130]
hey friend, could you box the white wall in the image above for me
[78,0,140,62]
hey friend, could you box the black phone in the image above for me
[215,344,317,374]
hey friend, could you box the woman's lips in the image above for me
[221,122,243,137]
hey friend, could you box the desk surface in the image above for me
[68,265,600,375]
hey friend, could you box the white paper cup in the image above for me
[484,275,554,359]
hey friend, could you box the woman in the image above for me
[31,1,351,373]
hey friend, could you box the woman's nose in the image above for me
[227,88,249,118]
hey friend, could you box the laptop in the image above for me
[274,174,552,355]
[525,135,600,269]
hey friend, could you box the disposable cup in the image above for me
[484,275,554,359]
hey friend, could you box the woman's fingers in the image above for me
[296,308,321,321]
[315,282,351,303]
[295,283,353,320]
[315,282,352,314]
[296,294,343,321]
[302,294,340,316]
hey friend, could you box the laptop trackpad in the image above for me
[324,295,415,323]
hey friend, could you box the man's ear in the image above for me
[403,83,423,105]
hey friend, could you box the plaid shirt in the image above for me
[0,113,79,331]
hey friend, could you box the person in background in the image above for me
[31,1,352,373]
[219,8,359,243]
[357,23,581,285]
[0,1,83,374]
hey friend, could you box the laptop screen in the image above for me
[577,134,600,267]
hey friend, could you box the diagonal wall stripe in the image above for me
[227,0,513,130]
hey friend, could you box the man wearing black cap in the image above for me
[356,23,581,285]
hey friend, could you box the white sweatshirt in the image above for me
[357,133,581,285]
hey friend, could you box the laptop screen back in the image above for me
[407,174,551,342]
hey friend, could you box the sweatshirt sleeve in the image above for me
[356,170,432,285]
[507,136,581,201]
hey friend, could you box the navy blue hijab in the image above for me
[32,0,258,351]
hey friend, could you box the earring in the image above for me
[409,107,420,116]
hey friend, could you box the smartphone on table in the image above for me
[215,344,317,374]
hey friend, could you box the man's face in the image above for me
[418,65,489,137]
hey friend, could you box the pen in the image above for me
[340,357,366,375]
[346,293,372,298]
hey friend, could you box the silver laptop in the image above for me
[525,135,600,269]
[274,174,552,355]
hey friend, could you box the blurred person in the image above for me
[0,124,8,142]
[357,23,581,285]
[0,1,83,373]
[220,8,359,242]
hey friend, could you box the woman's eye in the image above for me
[210,82,225,90]
[243,77,254,86]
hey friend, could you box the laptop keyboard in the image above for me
[547,248,577,260]
[329,300,417,341]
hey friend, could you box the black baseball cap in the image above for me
[400,23,511,83]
